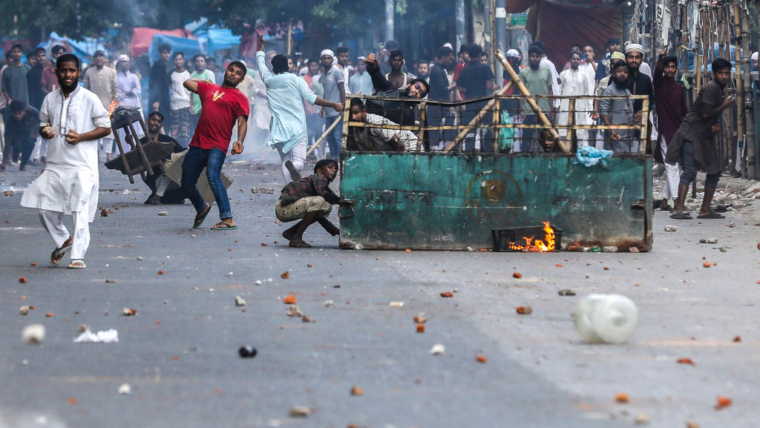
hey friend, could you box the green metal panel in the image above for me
[338,152,653,251]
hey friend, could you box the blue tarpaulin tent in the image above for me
[148,34,203,64]
[207,28,240,54]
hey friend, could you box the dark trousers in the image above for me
[181,146,231,219]
[679,140,720,189]
[2,136,35,167]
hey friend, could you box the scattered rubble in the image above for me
[282,294,296,304]
[664,225,677,232]
[21,324,45,344]
[4,190,15,196]
[513,272,522,279]
[235,296,246,307]
[677,358,696,366]
[238,346,257,358]
[633,413,651,425]
[19,306,30,315]
[440,291,454,298]
[19,277,27,284]
[558,289,576,296]
[700,238,719,244]
[389,301,404,307]
[251,187,275,194]
[416,324,425,333]
[516,306,532,315]
[602,246,618,253]
[118,383,131,395]
[157,211,169,216]
[280,271,290,279]
[122,308,137,316]
[350,386,363,396]
[615,392,630,404]
[73,328,119,343]
[286,305,302,317]
[105,279,117,283]
[430,344,445,355]
[289,406,311,417]
[715,396,732,410]
[476,355,487,364]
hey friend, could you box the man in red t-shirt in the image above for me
[181,62,250,230]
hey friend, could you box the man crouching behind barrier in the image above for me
[348,98,418,151]
[276,159,341,248]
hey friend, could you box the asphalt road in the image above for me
[1,160,759,428]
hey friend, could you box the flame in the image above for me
[507,222,556,252]
[108,100,118,118]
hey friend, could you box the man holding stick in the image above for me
[254,30,343,183]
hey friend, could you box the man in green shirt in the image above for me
[189,54,216,136]
[518,45,555,152]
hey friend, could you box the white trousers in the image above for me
[277,141,306,183]
[99,138,114,155]
[660,138,680,200]
[39,209,90,260]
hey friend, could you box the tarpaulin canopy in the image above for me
[44,32,105,58]
[207,28,240,54]
[131,27,194,58]
[148,34,204,64]
[508,0,623,68]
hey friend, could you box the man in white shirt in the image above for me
[169,51,193,146]
[558,51,591,146]
[83,50,117,160]
[21,54,111,269]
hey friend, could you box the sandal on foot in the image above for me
[670,211,693,220]
[193,203,212,229]
[67,260,86,269]
[211,222,237,231]
[50,237,73,265]
[289,238,312,248]
[282,222,302,241]
[697,211,725,219]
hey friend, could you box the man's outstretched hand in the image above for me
[365,53,379,71]
[256,30,265,52]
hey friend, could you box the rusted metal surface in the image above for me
[338,152,653,251]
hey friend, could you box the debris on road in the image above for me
[22,324,45,344]
[19,306,30,315]
[157,211,169,216]
[282,294,296,304]
[476,355,487,363]
[615,392,630,403]
[105,279,117,283]
[281,271,290,279]
[733,335,742,343]
[286,304,302,317]
[700,238,719,244]
[633,413,651,425]
[414,315,428,323]
[715,396,732,410]
[602,246,618,253]
[513,272,522,279]
[118,383,131,395]
[45,313,54,318]
[235,296,246,307]
[324,300,334,307]
[4,190,15,196]
[157,270,166,275]
[516,306,532,315]
[664,225,677,232]
[703,262,711,268]
[389,301,404,307]
[440,291,454,298]
[558,289,576,296]
[101,209,108,217]
[19,277,27,284]
[251,187,275,194]
[350,386,363,396]
[238,346,257,358]
[677,358,696,366]
[73,328,119,343]
[416,324,425,333]
[255,280,263,285]
[289,406,311,417]
[430,344,445,355]
[574,294,638,344]
[122,308,137,316]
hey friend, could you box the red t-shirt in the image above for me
[189,82,250,152]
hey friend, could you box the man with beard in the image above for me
[600,61,637,153]
[27,48,47,110]
[255,30,343,183]
[427,46,455,150]
[20,54,112,269]
[558,51,591,147]
[336,47,351,94]
[653,52,688,211]
[592,52,626,149]
[624,43,654,149]
[518,45,555,152]
[83,50,118,161]
[363,53,429,126]
[181,61,249,231]
[667,58,735,220]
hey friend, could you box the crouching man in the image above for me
[276,159,340,248]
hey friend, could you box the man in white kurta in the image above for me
[557,52,591,147]
[21,54,111,269]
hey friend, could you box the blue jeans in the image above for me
[181,146,232,220]
[324,115,343,160]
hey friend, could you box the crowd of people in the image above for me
[6,33,760,263]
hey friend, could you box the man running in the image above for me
[181,61,249,230]
[254,30,343,183]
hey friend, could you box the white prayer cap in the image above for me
[117,54,130,62]
[320,49,334,59]
[347,65,355,71]
[752,52,758,61]
[443,43,453,49]
[357,56,367,62]
[299,66,308,75]
[506,49,520,58]
[625,43,644,54]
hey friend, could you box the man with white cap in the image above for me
[624,42,654,149]
[751,52,758,72]
[115,54,144,149]
[319,49,345,161]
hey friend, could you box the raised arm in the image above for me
[364,54,395,92]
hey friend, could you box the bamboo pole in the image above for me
[695,8,704,94]
[305,116,342,157]
[494,50,567,151]
[740,0,755,179]
[443,80,512,151]
[732,0,743,175]
[567,98,575,150]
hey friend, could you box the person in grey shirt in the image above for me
[318,49,345,161]
[600,62,638,153]
[2,44,30,104]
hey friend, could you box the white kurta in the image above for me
[558,68,591,145]
[21,86,111,222]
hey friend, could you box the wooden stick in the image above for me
[443,80,512,151]
[732,0,743,175]
[305,117,342,157]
